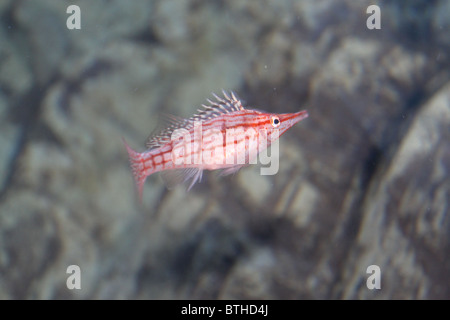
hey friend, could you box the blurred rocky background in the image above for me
[0,0,448,299]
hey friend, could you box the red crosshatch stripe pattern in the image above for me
[123,91,308,201]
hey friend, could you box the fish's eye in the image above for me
[270,116,281,128]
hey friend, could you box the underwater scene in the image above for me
[0,0,448,300]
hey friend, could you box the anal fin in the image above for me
[218,165,246,177]
[160,168,203,190]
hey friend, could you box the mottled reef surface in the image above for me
[0,0,448,299]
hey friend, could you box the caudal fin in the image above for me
[122,138,147,202]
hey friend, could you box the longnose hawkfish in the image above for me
[123,91,308,201]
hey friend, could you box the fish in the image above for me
[123,91,308,201]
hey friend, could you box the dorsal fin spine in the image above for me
[146,91,244,149]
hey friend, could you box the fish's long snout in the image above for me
[280,110,308,125]
[292,110,308,123]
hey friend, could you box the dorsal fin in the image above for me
[146,90,244,149]
[192,90,244,122]
[145,113,193,149]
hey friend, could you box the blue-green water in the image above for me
[0,0,448,300]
